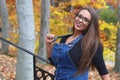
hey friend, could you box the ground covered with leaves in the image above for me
[0,54,120,80]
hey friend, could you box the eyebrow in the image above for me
[78,14,90,19]
[77,14,90,21]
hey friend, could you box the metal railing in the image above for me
[0,37,54,80]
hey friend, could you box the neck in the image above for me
[72,32,82,38]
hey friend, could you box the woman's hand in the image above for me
[101,74,111,80]
[46,33,55,44]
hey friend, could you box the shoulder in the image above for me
[60,34,72,43]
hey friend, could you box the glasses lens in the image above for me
[77,14,90,23]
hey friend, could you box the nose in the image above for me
[79,18,83,22]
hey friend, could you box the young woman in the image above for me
[46,6,111,80]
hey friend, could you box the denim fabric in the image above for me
[51,35,89,80]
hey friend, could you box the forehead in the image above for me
[78,10,91,19]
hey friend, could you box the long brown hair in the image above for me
[73,6,103,74]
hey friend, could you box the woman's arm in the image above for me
[45,34,55,58]
[92,45,111,80]
[101,74,111,80]
[46,42,52,58]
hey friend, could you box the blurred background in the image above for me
[0,0,119,80]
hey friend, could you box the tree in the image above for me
[16,0,35,80]
[51,0,55,6]
[114,0,120,73]
[38,0,50,63]
[0,0,10,54]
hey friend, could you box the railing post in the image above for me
[0,37,54,80]
[33,56,36,79]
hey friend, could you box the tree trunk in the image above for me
[38,0,50,63]
[70,0,73,13]
[0,0,10,54]
[50,0,55,6]
[114,1,120,73]
[16,0,35,80]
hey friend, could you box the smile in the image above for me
[75,20,83,28]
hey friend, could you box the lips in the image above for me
[75,20,83,28]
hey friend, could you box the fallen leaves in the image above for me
[0,54,16,80]
[0,54,120,80]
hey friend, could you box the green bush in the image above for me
[99,8,117,24]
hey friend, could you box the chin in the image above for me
[74,26,83,31]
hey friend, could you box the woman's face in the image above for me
[74,9,91,32]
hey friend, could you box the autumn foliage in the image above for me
[2,0,117,62]
[0,0,118,80]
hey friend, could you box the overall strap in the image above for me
[53,34,72,41]
[68,34,83,49]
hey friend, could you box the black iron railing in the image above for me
[0,37,54,80]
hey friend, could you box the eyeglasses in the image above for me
[76,14,90,23]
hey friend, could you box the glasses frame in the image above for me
[76,14,90,24]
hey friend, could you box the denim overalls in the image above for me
[51,35,88,80]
